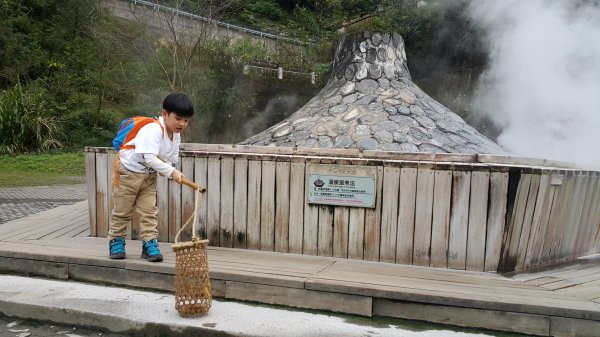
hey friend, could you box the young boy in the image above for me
[108,93,194,262]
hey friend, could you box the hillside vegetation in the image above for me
[0,0,485,154]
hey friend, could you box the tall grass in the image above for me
[0,83,63,154]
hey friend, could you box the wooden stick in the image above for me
[181,177,206,193]
[157,156,206,192]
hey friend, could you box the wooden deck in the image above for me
[1,201,599,337]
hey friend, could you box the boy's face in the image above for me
[162,110,191,134]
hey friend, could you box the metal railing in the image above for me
[243,64,316,84]
[129,0,309,45]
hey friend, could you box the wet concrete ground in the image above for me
[1,274,525,337]
[0,315,127,337]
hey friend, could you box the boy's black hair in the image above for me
[163,93,194,117]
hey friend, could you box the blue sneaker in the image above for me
[141,239,163,262]
[109,237,126,259]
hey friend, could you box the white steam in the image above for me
[468,0,600,169]
[241,94,304,140]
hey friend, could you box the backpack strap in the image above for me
[120,117,164,151]
[114,118,164,186]
[113,153,120,186]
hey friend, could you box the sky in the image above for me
[466,0,600,169]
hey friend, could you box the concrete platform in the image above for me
[1,201,599,336]
[1,274,504,337]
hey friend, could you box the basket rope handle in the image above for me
[175,188,207,244]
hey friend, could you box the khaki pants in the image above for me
[108,159,158,242]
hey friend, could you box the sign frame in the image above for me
[306,163,377,208]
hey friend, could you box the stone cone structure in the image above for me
[240,32,506,154]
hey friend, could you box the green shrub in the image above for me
[0,83,62,154]
[229,38,268,63]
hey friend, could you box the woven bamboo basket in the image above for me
[172,188,211,317]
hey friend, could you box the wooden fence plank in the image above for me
[233,157,248,249]
[574,174,596,257]
[557,174,589,261]
[260,161,276,251]
[523,174,549,269]
[527,174,557,269]
[220,156,234,247]
[544,174,576,264]
[485,171,509,272]
[396,168,417,265]
[107,153,116,239]
[193,157,208,239]
[364,166,383,261]
[288,161,305,254]
[448,171,471,270]
[168,161,182,243]
[85,152,97,237]
[303,162,319,256]
[431,170,452,268]
[500,173,532,272]
[380,167,400,263]
[579,176,600,256]
[333,207,350,258]
[207,156,221,246]
[348,208,365,260]
[275,161,291,253]
[95,153,109,238]
[318,206,334,256]
[180,155,195,242]
[413,167,435,266]
[549,179,572,263]
[589,176,600,253]
[303,202,319,255]
[540,174,572,265]
[466,170,490,271]
[556,174,578,263]
[247,160,262,250]
[514,174,541,271]
[156,173,169,242]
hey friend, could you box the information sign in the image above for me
[306,164,377,208]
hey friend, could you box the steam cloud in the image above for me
[240,94,305,141]
[467,0,600,169]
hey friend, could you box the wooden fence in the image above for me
[85,145,600,273]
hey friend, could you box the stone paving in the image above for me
[0,185,87,225]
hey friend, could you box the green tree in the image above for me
[0,0,144,151]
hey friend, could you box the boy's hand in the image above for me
[170,169,184,184]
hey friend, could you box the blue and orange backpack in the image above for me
[112,116,164,152]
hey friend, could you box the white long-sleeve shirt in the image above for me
[118,116,179,177]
